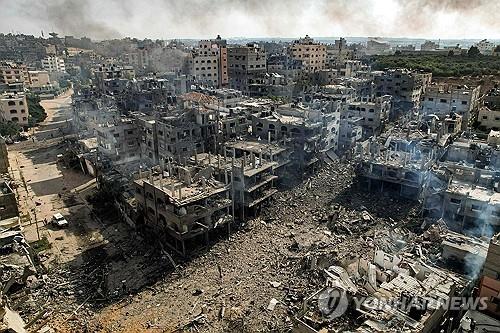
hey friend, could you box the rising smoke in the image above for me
[2,0,499,39]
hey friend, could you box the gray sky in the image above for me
[1,0,499,40]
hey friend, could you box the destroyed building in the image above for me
[228,43,267,94]
[0,181,18,221]
[250,102,339,168]
[133,163,233,256]
[479,232,500,319]
[423,140,500,237]
[294,226,489,333]
[374,69,432,112]
[96,117,141,166]
[357,136,436,200]
[421,83,481,130]
[342,96,392,138]
[72,92,120,137]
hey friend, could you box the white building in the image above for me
[478,107,500,131]
[189,40,221,88]
[0,93,29,126]
[420,83,481,129]
[475,39,495,55]
[41,56,66,73]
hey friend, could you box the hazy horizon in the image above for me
[1,0,499,41]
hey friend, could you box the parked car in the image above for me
[52,213,69,228]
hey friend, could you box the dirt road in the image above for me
[8,90,101,264]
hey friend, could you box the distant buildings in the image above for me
[420,40,439,51]
[288,35,326,72]
[366,38,390,54]
[41,56,66,73]
[475,39,495,55]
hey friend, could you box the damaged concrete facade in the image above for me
[133,164,233,256]
[374,69,432,111]
[421,83,481,130]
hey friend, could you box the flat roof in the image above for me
[225,140,287,155]
[135,173,229,206]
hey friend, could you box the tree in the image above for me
[494,45,500,53]
[468,46,481,57]
[27,94,47,126]
[0,121,21,137]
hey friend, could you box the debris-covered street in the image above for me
[84,162,419,332]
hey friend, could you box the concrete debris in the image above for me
[267,298,278,311]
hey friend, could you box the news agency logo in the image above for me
[317,288,489,320]
[317,288,349,319]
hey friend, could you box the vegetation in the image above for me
[27,94,47,126]
[58,79,71,89]
[371,53,500,77]
[467,46,481,57]
[0,121,21,137]
[30,236,52,253]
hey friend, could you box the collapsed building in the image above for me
[294,225,489,333]
[423,140,500,237]
[250,102,340,167]
[130,137,292,254]
[357,135,436,200]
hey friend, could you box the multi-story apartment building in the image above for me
[374,69,432,109]
[478,106,500,131]
[342,96,392,138]
[288,35,326,73]
[0,93,29,126]
[41,56,66,72]
[189,40,220,88]
[211,35,228,87]
[421,83,481,129]
[0,61,29,87]
[96,117,141,165]
[227,43,267,94]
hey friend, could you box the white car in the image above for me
[52,213,69,228]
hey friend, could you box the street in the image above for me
[8,90,102,264]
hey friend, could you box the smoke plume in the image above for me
[1,0,498,39]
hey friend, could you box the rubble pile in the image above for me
[82,160,425,332]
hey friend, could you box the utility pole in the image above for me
[33,208,40,241]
